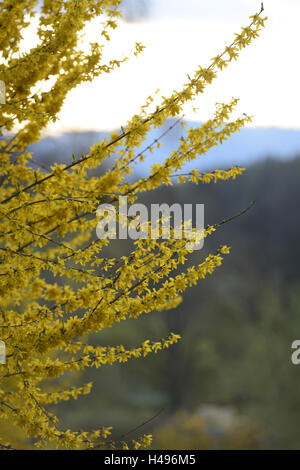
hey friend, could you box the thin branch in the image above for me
[211,200,255,229]
[91,405,166,450]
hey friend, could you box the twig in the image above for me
[91,405,166,450]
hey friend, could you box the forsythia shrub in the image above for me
[0,0,267,449]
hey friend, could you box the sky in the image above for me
[21,0,300,134]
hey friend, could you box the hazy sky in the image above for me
[24,0,300,134]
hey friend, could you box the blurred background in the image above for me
[5,0,300,449]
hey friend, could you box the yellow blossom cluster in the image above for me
[0,0,267,449]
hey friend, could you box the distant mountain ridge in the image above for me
[30,122,300,173]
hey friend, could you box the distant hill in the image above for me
[30,121,300,173]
